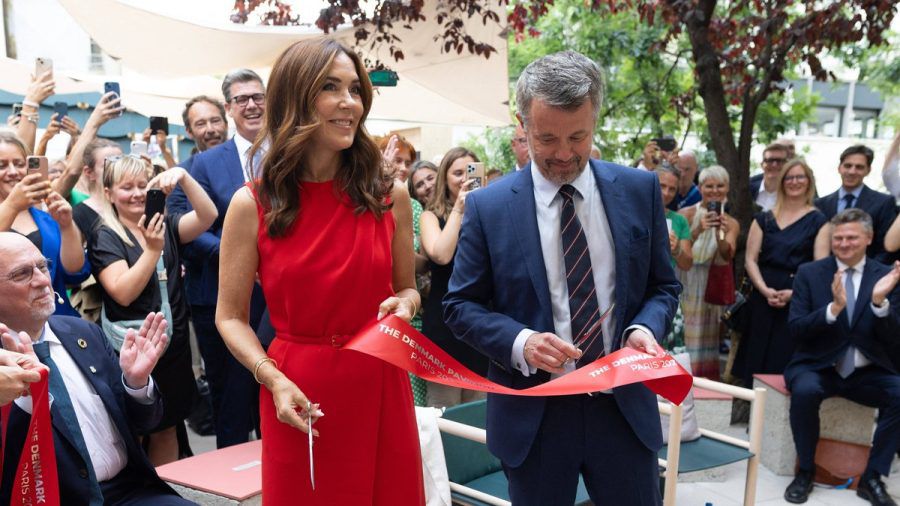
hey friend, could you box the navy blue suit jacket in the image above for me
[815,185,898,262]
[0,316,175,505]
[167,139,265,317]
[786,257,900,387]
[443,160,681,467]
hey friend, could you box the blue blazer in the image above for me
[167,140,265,318]
[786,256,900,386]
[444,160,681,466]
[0,316,175,505]
[30,208,91,317]
[815,185,898,262]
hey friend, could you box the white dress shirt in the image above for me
[755,179,777,211]
[233,133,268,183]
[511,164,622,377]
[14,323,155,481]
[825,257,890,368]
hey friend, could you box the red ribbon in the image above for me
[13,369,60,506]
[345,315,693,405]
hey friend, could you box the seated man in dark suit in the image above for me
[785,209,900,506]
[0,232,195,506]
[815,145,898,262]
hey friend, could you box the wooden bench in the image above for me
[752,374,876,476]
[156,440,262,505]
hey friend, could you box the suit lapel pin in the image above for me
[77,338,88,349]
[89,366,97,374]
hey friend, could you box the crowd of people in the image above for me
[0,40,899,506]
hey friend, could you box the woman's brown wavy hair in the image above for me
[252,38,388,237]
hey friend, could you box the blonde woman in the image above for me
[678,165,740,379]
[734,158,829,386]
[88,155,216,465]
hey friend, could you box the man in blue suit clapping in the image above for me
[444,50,680,506]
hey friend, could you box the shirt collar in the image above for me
[835,256,866,273]
[839,185,863,200]
[531,161,594,208]
[233,132,253,156]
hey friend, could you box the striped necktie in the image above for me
[559,184,604,365]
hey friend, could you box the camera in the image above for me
[706,201,722,215]
[466,162,484,190]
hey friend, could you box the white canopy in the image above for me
[55,0,511,126]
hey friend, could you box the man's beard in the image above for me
[535,155,585,185]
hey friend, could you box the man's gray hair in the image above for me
[655,160,682,180]
[221,68,264,102]
[515,50,604,127]
[831,208,874,234]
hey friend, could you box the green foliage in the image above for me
[461,127,517,173]
[466,0,820,169]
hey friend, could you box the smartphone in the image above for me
[130,140,148,156]
[53,102,68,122]
[26,156,49,181]
[652,136,677,152]
[35,57,53,77]
[12,103,23,118]
[149,116,169,135]
[144,189,166,221]
[707,200,722,215]
[104,82,123,117]
[466,162,485,190]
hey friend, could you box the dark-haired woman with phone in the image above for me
[0,131,90,317]
[677,165,740,380]
[420,146,489,408]
[88,156,216,465]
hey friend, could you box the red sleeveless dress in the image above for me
[255,180,424,505]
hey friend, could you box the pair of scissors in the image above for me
[307,401,315,490]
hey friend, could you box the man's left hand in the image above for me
[119,312,168,389]
[625,328,664,357]
[872,261,900,306]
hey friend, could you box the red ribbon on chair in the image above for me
[345,315,693,405]
[12,369,60,506]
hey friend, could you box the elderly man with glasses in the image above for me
[0,231,195,505]
[165,69,269,449]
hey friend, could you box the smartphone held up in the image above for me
[26,156,49,182]
[104,82,123,117]
[144,188,166,223]
[466,162,485,190]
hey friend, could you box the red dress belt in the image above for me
[277,333,353,348]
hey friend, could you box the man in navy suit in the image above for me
[784,209,900,505]
[815,145,897,262]
[0,232,193,505]
[444,51,680,506]
[167,70,267,449]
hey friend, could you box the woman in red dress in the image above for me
[216,38,424,505]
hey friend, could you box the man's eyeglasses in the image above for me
[763,157,787,165]
[783,175,808,183]
[4,258,51,284]
[231,94,265,107]
[0,159,27,170]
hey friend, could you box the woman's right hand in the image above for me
[700,209,720,231]
[452,179,477,215]
[138,212,166,253]
[269,376,323,435]
[7,174,51,211]
[87,91,123,128]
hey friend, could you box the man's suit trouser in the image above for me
[191,304,259,449]
[789,366,900,476]
[502,393,661,506]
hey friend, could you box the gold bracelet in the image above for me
[252,357,278,384]
[409,297,419,317]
